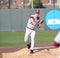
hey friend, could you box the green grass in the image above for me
[0,32,25,46]
[36,31,57,43]
[0,31,57,47]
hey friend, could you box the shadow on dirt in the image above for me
[34,46,58,54]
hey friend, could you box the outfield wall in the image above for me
[0,9,59,31]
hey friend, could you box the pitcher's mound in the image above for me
[2,46,60,58]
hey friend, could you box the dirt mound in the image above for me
[1,46,60,58]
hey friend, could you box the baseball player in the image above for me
[54,31,60,47]
[24,9,41,54]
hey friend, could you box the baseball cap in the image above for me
[35,9,40,14]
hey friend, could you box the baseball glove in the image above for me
[37,19,44,28]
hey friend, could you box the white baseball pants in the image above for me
[24,28,36,50]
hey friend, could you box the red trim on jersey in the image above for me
[54,42,59,47]
[30,16,40,20]
[30,16,35,22]
[30,16,34,19]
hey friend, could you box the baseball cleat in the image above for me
[30,50,34,54]
[27,43,31,49]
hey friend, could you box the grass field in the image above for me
[0,31,57,47]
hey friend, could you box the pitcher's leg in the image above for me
[24,28,31,43]
[24,28,32,49]
[30,30,36,50]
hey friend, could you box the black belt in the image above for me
[26,27,34,30]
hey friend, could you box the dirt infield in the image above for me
[0,46,60,58]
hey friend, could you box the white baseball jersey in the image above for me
[54,31,60,43]
[27,15,39,30]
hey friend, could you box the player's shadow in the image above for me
[34,46,58,54]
